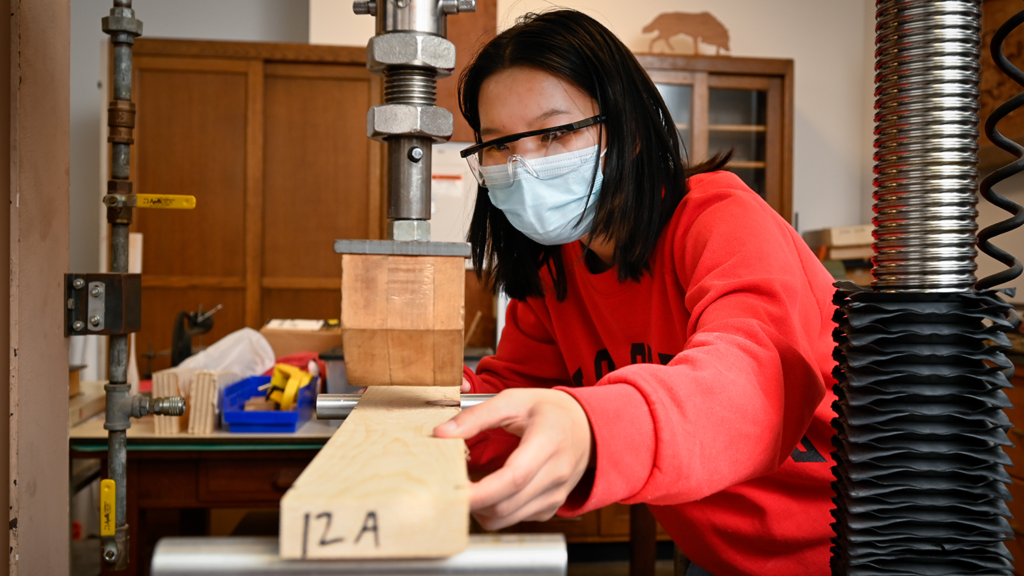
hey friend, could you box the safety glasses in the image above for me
[460,115,604,188]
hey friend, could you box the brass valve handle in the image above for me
[103,193,197,210]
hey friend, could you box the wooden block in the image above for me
[188,372,215,434]
[342,329,391,385]
[387,329,436,386]
[433,329,464,386]
[340,254,466,387]
[433,257,465,331]
[279,386,469,559]
[386,257,434,331]
[341,254,389,330]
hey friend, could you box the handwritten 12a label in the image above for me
[301,511,379,558]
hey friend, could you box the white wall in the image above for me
[310,0,375,48]
[70,0,310,275]
[310,0,878,234]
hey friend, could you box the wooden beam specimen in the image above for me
[279,385,469,559]
[341,254,465,386]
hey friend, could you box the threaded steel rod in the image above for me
[871,0,982,292]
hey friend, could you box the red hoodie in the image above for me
[463,171,838,576]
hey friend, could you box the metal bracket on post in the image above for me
[65,273,142,336]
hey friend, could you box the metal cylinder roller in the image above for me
[871,0,981,291]
[150,535,567,575]
[316,393,495,420]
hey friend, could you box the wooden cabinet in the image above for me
[128,41,382,373]
[126,36,497,372]
[635,54,794,222]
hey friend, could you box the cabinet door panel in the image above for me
[134,58,249,278]
[637,55,792,221]
[708,86,768,198]
[261,63,380,282]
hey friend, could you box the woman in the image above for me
[433,10,837,576]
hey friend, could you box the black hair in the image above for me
[460,9,729,301]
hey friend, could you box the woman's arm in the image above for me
[559,184,836,513]
[438,180,835,527]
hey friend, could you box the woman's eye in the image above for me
[542,131,568,144]
[491,143,510,152]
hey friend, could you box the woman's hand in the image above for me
[433,388,593,531]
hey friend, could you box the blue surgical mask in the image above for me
[481,145,604,246]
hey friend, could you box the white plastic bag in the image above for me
[177,327,275,377]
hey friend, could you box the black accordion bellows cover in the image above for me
[830,282,1016,576]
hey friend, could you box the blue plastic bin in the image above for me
[221,375,316,433]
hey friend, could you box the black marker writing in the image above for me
[355,511,379,547]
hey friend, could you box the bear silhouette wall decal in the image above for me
[642,12,730,56]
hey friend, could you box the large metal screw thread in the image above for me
[870,0,981,292]
[383,67,438,106]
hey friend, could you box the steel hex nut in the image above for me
[389,220,431,242]
[367,33,456,77]
[102,8,143,36]
[367,104,454,142]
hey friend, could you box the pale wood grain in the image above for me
[187,371,240,435]
[341,255,464,386]
[279,386,469,559]
[153,368,198,435]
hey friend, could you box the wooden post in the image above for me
[279,385,469,559]
[7,0,71,572]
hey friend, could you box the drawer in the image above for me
[136,460,199,506]
[199,458,310,504]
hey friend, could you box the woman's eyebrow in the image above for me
[479,108,574,138]
[532,108,572,124]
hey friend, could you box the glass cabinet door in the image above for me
[656,83,692,156]
[708,87,767,197]
[643,59,790,222]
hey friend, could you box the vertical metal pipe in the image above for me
[101,0,141,568]
[110,224,129,276]
[108,333,128,384]
[110,146,130,181]
[112,43,132,101]
[107,431,127,527]
[387,136,433,221]
[110,40,132,182]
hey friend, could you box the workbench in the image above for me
[71,416,334,576]
[71,414,669,576]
